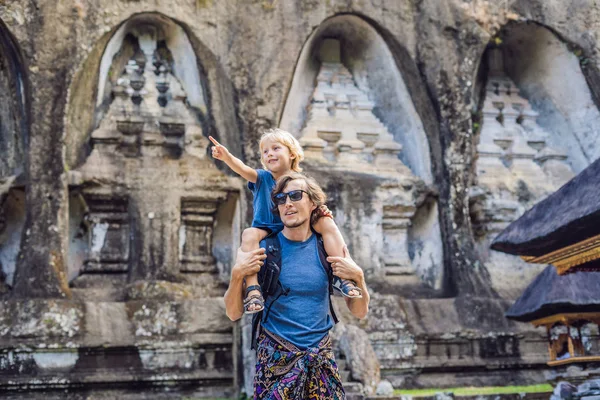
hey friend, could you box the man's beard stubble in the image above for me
[282,216,308,229]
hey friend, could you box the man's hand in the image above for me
[224,247,267,321]
[209,136,232,162]
[328,246,370,319]
[232,247,267,281]
[326,245,364,283]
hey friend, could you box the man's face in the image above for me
[277,179,316,229]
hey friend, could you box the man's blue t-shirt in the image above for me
[261,232,334,349]
[247,169,283,234]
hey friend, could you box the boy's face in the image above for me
[261,139,294,173]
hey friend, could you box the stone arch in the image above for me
[279,14,444,293]
[279,14,433,183]
[63,13,241,299]
[0,19,28,178]
[470,21,600,298]
[0,20,29,289]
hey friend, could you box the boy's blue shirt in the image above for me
[247,169,283,233]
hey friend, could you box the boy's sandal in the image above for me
[244,284,265,314]
[333,277,363,299]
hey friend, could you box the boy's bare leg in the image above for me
[241,227,270,312]
[313,215,361,298]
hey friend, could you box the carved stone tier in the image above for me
[470,194,520,242]
[473,47,575,251]
[505,135,553,198]
[537,147,576,187]
[90,28,201,161]
[300,39,402,171]
[382,204,416,276]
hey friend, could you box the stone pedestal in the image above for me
[82,192,130,274]
[382,204,416,276]
[179,197,223,273]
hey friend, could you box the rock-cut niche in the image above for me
[66,16,240,301]
[470,23,600,298]
[0,22,28,291]
[280,15,443,292]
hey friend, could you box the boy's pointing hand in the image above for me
[209,136,231,161]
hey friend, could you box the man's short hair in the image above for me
[271,173,327,223]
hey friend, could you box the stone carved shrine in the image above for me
[299,39,438,282]
[68,25,240,301]
[471,47,576,266]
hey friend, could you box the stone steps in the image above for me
[336,353,365,399]
[337,358,351,382]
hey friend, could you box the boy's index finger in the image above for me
[208,136,221,147]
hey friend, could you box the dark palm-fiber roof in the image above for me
[506,264,600,322]
[492,158,600,257]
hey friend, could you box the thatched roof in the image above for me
[492,158,600,257]
[505,265,600,322]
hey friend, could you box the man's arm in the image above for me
[224,247,267,321]
[326,246,370,319]
[209,136,258,183]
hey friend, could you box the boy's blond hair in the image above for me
[259,128,304,172]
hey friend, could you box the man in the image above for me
[225,172,369,399]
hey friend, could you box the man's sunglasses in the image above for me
[273,190,309,206]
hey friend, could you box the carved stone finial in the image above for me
[126,60,145,106]
[156,65,170,107]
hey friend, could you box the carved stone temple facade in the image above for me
[2,1,600,398]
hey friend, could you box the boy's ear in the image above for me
[290,154,296,159]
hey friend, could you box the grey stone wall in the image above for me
[1,0,600,397]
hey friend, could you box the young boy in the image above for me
[209,129,361,314]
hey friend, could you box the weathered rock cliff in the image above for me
[1,0,600,397]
